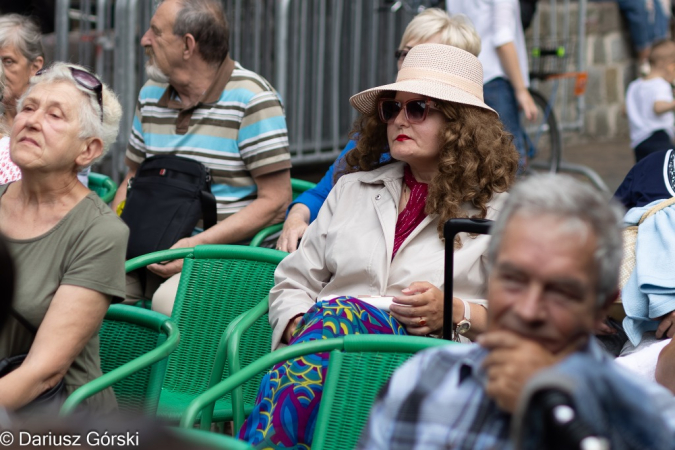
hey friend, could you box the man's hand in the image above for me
[656,311,675,339]
[594,318,617,336]
[283,315,303,344]
[147,237,195,278]
[390,282,443,336]
[277,204,311,253]
[478,331,560,413]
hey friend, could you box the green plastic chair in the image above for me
[88,172,118,204]
[249,178,317,247]
[60,304,180,416]
[180,334,451,448]
[125,245,287,424]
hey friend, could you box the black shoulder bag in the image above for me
[121,154,218,260]
[0,309,67,412]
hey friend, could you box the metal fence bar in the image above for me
[55,0,70,63]
[274,0,291,103]
[313,1,327,155]
[331,0,344,153]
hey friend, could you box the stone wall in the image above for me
[531,1,637,140]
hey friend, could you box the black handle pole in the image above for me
[443,219,493,340]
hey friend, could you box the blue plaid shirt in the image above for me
[357,339,675,450]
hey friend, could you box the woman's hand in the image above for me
[657,311,675,339]
[390,282,443,335]
[277,204,311,253]
[283,315,304,344]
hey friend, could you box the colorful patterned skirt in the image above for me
[237,297,406,449]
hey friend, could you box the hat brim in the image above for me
[349,78,497,117]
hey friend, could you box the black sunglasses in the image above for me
[378,98,438,124]
[394,48,411,61]
[36,66,104,122]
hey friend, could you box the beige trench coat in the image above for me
[269,162,507,349]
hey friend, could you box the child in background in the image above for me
[626,39,675,162]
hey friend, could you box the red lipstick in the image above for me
[395,134,410,141]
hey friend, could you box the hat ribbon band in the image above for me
[396,68,484,101]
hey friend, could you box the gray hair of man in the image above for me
[168,0,230,65]
[18,63,122,164]
[0,14,45,63]
[486,174,624,308]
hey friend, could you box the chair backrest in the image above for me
[312,335,450,450]
[88,172,118,204]
[99,305,175,415]
[162,245,286,408]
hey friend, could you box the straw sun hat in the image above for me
[349,43,496,116]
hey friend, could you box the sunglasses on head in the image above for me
[378,98,438,124]
[36,66,104,122]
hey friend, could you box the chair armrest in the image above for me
[249,224,283,247]
[198,297,270,430]
[125,248,195,273]
[180,338,345,429]
[59,319,180,416]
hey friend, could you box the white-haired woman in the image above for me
[0,62,128,413]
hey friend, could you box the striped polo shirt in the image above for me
[126,57,291,222]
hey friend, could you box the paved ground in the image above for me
[561,134,634,195]
[291,133,636,196]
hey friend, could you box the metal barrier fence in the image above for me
[52,0,589,181]
[52,0,441,180]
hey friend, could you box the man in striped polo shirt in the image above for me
[112,0,292,315]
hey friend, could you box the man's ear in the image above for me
[30,56,44,75]
[183,34,196,59]
[76,137,103,169]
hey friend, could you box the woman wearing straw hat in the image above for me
[239,43,519,448]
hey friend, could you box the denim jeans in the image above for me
[616,0,670,51]
[483,77,526,167]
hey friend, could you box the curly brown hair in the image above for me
[340,93,519,244]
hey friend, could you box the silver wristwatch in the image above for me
[453,298,471,342]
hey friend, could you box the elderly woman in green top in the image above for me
[0,62,127,412]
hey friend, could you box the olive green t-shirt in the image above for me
[0,185,129,413]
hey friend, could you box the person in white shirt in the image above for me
[626,39,675,162]
[446,0,537,168]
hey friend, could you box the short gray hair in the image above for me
[18,63,122,164]
[169,0,229,65]
[0,14,44,63]
[487,174,625,308]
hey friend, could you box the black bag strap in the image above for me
[200,190,217,230]
[10,308,38,335]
